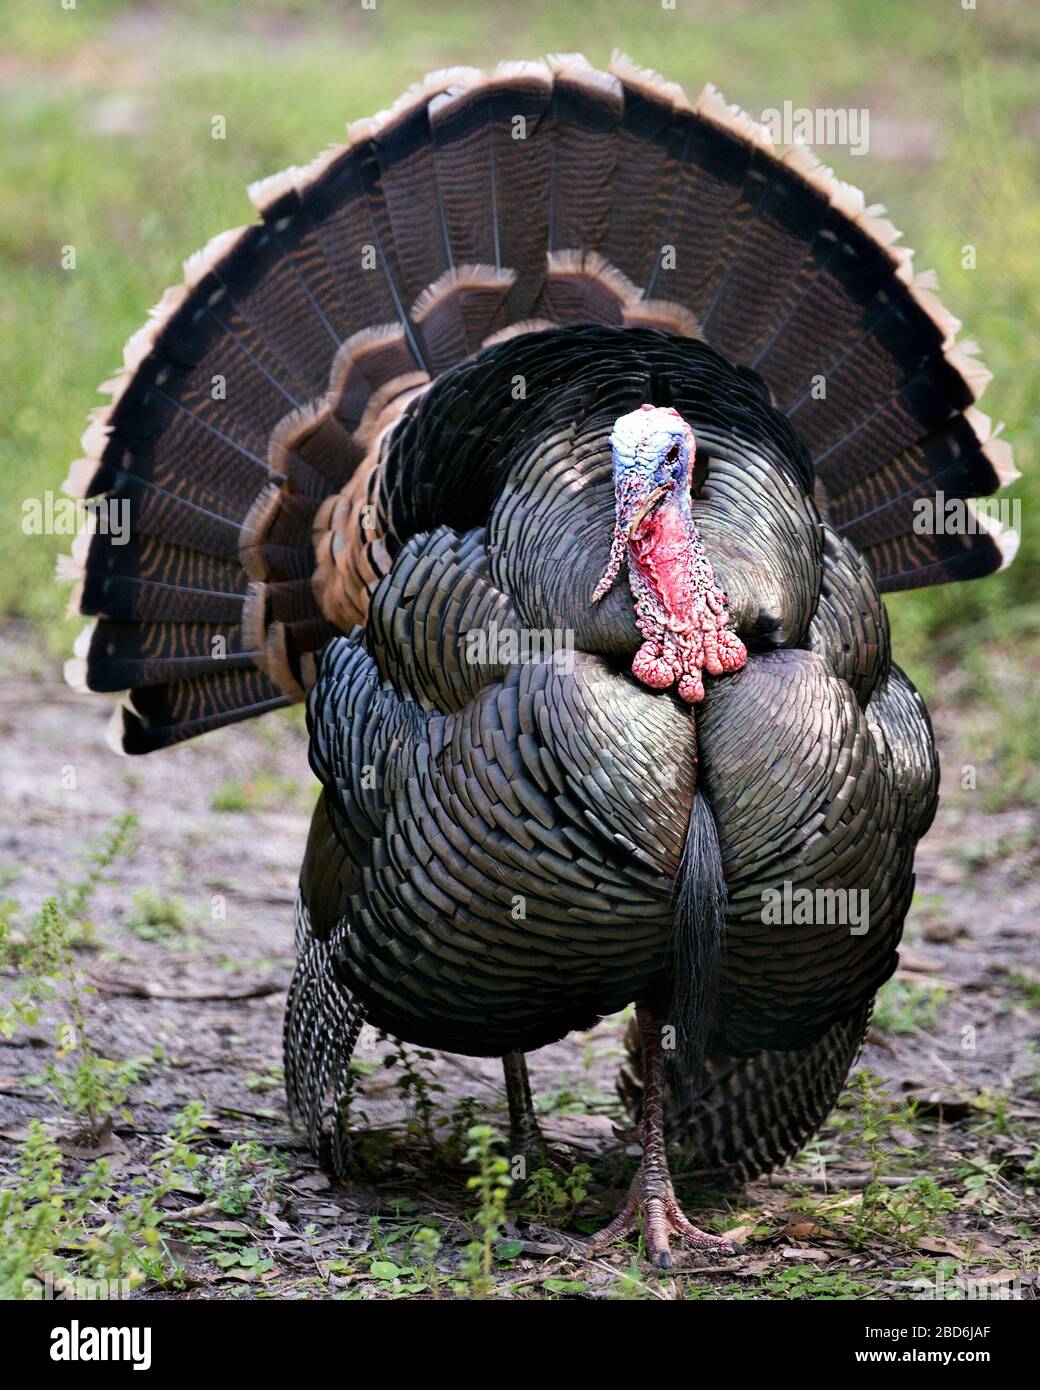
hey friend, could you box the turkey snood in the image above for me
[592,405,747,702]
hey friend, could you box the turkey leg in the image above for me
[590,1007,743,1269]
[502,1049,550,1169]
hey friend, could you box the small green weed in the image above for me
[125,887,190,943]
[458,1125,512,1298]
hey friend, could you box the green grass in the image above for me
[124,885,190,942]
[210,771,302,813]
[873,978,949,1037]
[4,0,1038,696]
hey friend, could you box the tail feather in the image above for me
[537,249,638,326]
[831,413,1011,551]
[860,508,1019,592]
[117,671,293,754]
[246,168,356,352]
[748,193,914,406]
[76,618,259,692]
[411,266,517,373]
[192,224,341,396]
[268,402,366,493]
[77,538,247,624]
[428,75,495,271]
[487,62,555,321]
[789,311,973,458]
[326,325,423,430]
[81,375,271,511]
[545,55,622,254]
[358,71,474,307]
[271,151,389,349]
[698,149,834,361]
[79,471,244,558]
[603,55,690,289]
[641,88,757,309]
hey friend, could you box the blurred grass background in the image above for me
[2,0,1037,794]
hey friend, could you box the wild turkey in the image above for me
[62,55,1018,1267]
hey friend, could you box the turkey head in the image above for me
[592,404,747,703]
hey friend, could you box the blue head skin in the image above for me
[591,405,695,603]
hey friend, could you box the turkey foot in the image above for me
[589,1008,744,1269]
[589,1169,739,1269]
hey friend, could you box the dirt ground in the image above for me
[1,623,1036,1300]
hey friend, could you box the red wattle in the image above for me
[626,501,746,704]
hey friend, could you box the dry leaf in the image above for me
[779,1221,824,1240]
[289,1172,332,1193]
[721,1224,755,1244]
[915,1236,969,1259]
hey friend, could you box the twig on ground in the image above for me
[90,975,285,1001]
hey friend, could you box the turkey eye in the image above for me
[665,443,681,464]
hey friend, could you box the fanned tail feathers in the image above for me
[62,51,1018,753]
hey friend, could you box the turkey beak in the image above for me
[625,483,672,539]
[591,480,675,604]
